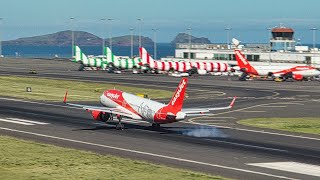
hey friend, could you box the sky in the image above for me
[0,0,320,43]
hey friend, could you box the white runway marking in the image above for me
[259,106,287,108]
[0,127,296,180]
[248,162,320,177]
[0,118,33,125]
[240,111,266,113]
[0,118,49,126]
[205,139,288,153]
[6,118,49,125]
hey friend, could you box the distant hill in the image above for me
[3,30,154,46]
[105,35,153,46]
[171,33,211,45]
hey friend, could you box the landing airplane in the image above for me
[232,38,320,81]
[139,47,230,75]
[63,78,236,130]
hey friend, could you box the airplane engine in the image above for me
[240,68,248,73]
[293,74,303,81]
[91,110,111,122]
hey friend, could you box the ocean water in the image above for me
[1,43,175,59]
[2,43,318,59]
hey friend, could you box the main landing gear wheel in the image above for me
[151,123,160,130]
[116,123,124,130]
[116,115,124,130]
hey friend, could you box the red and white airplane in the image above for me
[139,47,230,75]
[232,38,320,81]
[63,78,236,130]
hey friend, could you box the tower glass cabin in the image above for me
[270,26,296,52]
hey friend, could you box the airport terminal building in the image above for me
[162,26,320,68]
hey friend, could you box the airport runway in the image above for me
[0,58,320,179]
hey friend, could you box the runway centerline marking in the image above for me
[0,118,33,125]
[248,162,320,177]
[204,138,288,153]
[259,106,287,108]
[6,118,49,125]
[240,111,266,113]
[0,127,295,180]
[0,118,49,125]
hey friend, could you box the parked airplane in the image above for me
[63,78,236,130]
[232,38,320,81]
[104,47,145,71]
[73,46,110,71]
[139,47,230,75]
[73,46,145,72]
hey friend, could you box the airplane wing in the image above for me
[63,91,136,119]
[182,96,236,115]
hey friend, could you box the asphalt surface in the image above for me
[0,58,320,179]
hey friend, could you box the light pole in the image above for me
[266,27,272,43]
[225,27,232,49]
[310,27,318,49]
[129,28,134,58]
[186,27,192,61]
[0,18,3,57]
[152,28,158,59]
[70,17,75,58]
[100,18,106,55]
[108,18,113,51]
[137,18,143,48]
[266,27,272,52]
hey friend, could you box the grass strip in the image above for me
[238,117,320,135]
[0,136,227,180]
[0,75,172,101]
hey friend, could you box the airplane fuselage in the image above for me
[147,61,230,73]
[234,48,320,79]
[251,66,320,77]
[99,90,186,124]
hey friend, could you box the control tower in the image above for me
[270,25,296,51]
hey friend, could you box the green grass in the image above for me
[0,136,228,180]
[238,117,320,135]
[0,75,172,101]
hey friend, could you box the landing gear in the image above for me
[78,64,85,71]
[239,72,248,81]
[115,115,124,130]
[151,123,160,130]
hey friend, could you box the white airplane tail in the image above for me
[139,47,154,65]
[74,46,89,65]
[104,47,117,63]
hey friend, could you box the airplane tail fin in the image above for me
[74,46,89,65]
[139,47,154,64]
[167,78,188,112]
[104,47,116,63]
[234,48,253,71]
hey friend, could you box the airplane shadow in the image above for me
[72,120,229,136]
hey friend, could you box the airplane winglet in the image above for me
[229,96,237,108]
[63,90,68,104]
